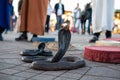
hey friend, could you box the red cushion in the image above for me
[84,46,120,63]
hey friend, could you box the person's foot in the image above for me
[30,34,37,42]
[105,30,111,38]
[15,34,28,41]
[0,33,3,41]
[82,32,85,35]
[89,36,98,43]
[88,32,91,35]
[4,31,8,34]
[30,37,37,42]
[30,36,38,42]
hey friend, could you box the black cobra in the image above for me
[51,22,71,62]
[32,21,85,70]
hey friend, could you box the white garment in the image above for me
[14,15,21,33]
[47,4,53,16]
[73,8,81,33]
[92,0,114,33]
[74,8,81,19]
[75,19,81,33]
[57,3,63,16]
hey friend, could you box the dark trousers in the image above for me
[87,18,92,34]
[81,20,86,34]
[0,27,5,40]
[0,27,5,33]
[45,15,50,33]
[56,16,62,30]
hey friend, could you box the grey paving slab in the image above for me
[60,72,83,79]
[11,66,29,71]
[0,62,16,70]
[67,67,91,75]
[117,64,120,66]
[41,71,66,76]
[0,53,21,59]
[85,60,117,67]
[0,69,21,75]
[25,69,44,74]
[54,77,77,80]
[0,73,25,80]
[27,79,36,80]
[107,65,120,71]
[20,63,32,67]
[66,51,84,58]
[86,66,120,79]
[0,59,24,65]
[31,74,56,80]
[14,71,38,78]
[80,75,120,80]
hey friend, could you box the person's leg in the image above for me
[0,33,3,41]
[77,19,81,34]
[74,18,77,27]
[59,16,62,26]
[94,32,100,38]
[83,21,86,34]
[81,20,84,34]
[87,18,92,34]
[32,34,37,37]
[81,23,83,34]
[105,30,111,38]
[0,27,5,33]
[75,19,80,33]
[45,15,50,33]
[56,16,61,30]
[105,0,114,38]
[30,34,37,42]
[89,0,103,43]
[0,27,5,41]
[22,31,27,36]
[4,29,8,34]
[15,31,28,41]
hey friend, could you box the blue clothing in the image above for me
[0,0,13,29]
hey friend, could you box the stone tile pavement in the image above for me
[0,31,120,80]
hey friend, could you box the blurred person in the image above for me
[80,9,87,34]
[89,0,115,43]
[85,2,92,35]
[54,0,65,30]
[15,0,48,41]
[73,3,81,34]
[14,0,23,33]
[0,0,13,40]
[11,11,17,31]
[18,0,23,15]
[45,0,54,33]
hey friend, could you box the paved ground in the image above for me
[0,31,120,80]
